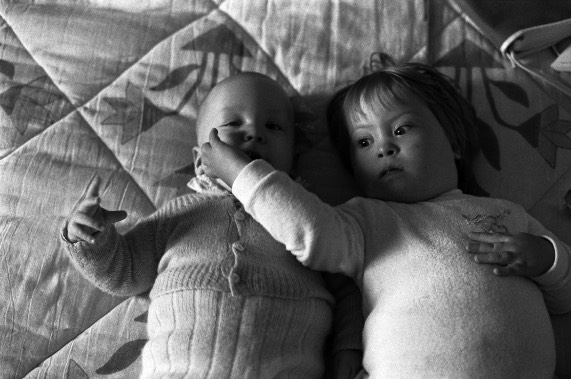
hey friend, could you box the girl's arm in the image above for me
[466,215,571,314]
[526,215,571,314]
[232,159,365,279]
[323,272,364,378]
[200,128,366,278]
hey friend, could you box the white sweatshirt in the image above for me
[233,160,571,378]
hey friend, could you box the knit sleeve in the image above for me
[525,213,571,314]
[61,209,163,297]
[233,160,366,281]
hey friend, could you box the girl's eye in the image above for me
[357,138,371,148]
[222,121,241,127]
[394,126,409,136]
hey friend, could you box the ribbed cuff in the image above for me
[532,235,570,291]
[232,159,276,205]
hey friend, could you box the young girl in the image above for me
[200,64,571,377]
[61,72,363,378]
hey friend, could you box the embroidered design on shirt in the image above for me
[462,209,511,233]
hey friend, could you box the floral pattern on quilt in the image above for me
[1,1,570,378]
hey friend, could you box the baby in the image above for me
[61,72,363,378]
[200,63,571,377]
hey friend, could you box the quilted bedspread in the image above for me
[1,0,570,377]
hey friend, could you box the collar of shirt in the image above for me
[187,171,308,196]
[187,174,231,195]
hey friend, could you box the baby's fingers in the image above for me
[72,213,105,232]
[208,128,221,145]
[101,208,127,224]
[67,226,96,244]
[86,176,101,198]
[76,196,101,214]
[67,216,102,244]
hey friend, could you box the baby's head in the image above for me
[327,61,479,203]
[194,72,296,176]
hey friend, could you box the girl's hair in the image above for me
[326,57,480,194]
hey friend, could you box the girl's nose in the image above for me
[377,143,398,158]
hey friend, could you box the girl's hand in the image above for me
[466,232,555,277]
[199,128,251,188]
[65,177,127,244]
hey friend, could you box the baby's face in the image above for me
[346,92,458,203]
[196,75,296,174]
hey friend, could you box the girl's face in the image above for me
[347,92,458,203]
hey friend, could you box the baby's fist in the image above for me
[65,177,127,243]
[199,129,250,187]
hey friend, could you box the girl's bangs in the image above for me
[343,75,411,124]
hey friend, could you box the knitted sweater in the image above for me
[62,176,363,370]
[233,160,571,378]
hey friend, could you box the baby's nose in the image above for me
[244,126,265,142]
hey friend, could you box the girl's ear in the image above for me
[193,146,204,176]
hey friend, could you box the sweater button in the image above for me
[230,273,240,283]
[234,211,245,221]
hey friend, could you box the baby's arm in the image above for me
[62,177,158,296]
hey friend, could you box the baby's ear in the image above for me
[193,146,204,175]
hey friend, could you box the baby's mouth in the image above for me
[245,151,262,161]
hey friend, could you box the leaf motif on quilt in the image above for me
[517,104,571,168]
[435,40,503,68]
[489,79,530,108]
[0,75,71,135]
[150,64,202,91]
[0,59,15,80]
[134,310,148,323]
[102,82,175,144]
[95,338,148,375]
[475,117,501,171]
[0,85,22,118]
[181,24,253,62]
[149,25,253,114]
[154,164,195,194]
[439,67,503,172]
[66,359,89,379]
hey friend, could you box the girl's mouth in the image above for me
[380,168,402,178]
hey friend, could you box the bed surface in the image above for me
[1,1,570,377]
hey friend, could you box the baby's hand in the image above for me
[466,232,555,277]
[65,177,127,244]
[200,129,251,187]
